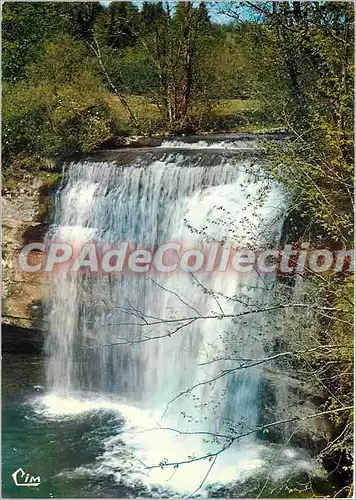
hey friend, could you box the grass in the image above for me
[106,94,162,133]
[105,95,281,135]
[215,98,282,133]
[216,98,261,115]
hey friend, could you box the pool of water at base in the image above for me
[2,354,335,499]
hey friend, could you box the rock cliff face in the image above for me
[2,171,57,352]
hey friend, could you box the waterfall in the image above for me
[43,142,286,493]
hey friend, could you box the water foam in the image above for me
[159,139,256,150]
[35,393,322,497]
[36,393,265,496]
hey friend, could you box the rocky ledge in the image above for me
[2,171,57,352]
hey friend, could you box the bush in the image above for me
[2,35,116,170]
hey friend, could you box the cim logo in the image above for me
[12,468,41,487]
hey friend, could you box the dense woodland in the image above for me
[3,3,354,165]
[2,1,354,496]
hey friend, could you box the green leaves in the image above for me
[3,36,113,166]
[2,3,71,84]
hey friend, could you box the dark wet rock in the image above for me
[2,323,45,354]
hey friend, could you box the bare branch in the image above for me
[149,277,201,316]
[88,35,139,129]
[141,406,353,470]
[163,344,353,417]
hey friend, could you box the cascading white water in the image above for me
[43,143,287,493]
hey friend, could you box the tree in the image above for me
[94,1,140,49]
[2,2,71,84]
[3,35,113,167]
[219,3,354,488]
[136,1,217,130]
